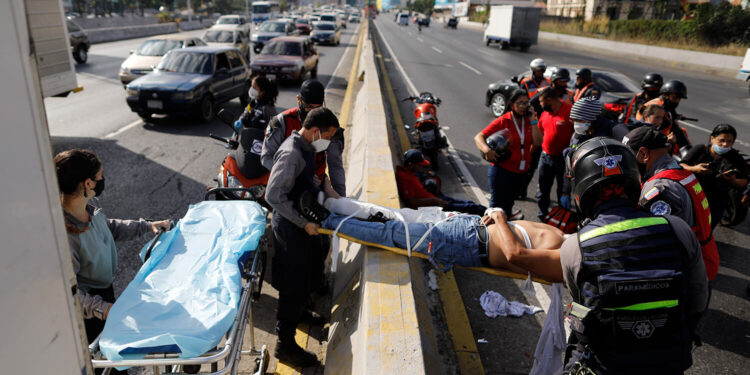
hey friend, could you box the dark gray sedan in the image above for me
[125,46,251,122]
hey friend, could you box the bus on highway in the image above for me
[252,1,280,23]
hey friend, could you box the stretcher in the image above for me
[318,228,553,285]
[88,189,271,375]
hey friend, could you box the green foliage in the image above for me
[546,4,750,48]
[407,0,435,15]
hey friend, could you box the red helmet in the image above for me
[415,103,438,125]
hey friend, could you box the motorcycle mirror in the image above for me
[217,109,236,127]
[511,76,519,83]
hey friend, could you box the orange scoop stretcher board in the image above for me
[317,228,553,285]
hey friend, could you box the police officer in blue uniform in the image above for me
[560,137,709,374]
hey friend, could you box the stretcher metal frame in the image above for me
[88,188,270,375]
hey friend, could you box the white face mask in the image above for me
[573,121,591,135]
[311,130,330,152]
[249,87,259,100]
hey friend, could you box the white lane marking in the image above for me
[679,120,750,148]
[325,23,361,91]
[479,49,494,56]
[459,61,482,75]
[375,21,554,316]
[417,37,424,42]
[431,46,443,54]
[377,23,419,95]
[104,119,143,139]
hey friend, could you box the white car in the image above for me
[738,48,750,96]
[202,25,251,61]
[215,14,252,35]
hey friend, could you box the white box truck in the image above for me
[483,5,541,52]
[737,48,750,96]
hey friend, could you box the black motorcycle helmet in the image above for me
[660,80,687,99]
[641,72,663,90]
[550,67,571,83]
[568,137,641,219]
[576,68,592,82]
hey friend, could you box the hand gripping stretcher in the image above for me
[88,189,271,374]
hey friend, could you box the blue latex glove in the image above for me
[560,195,570,210]
[233,119,242,132]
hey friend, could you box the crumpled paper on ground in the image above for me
[479,290,542,318]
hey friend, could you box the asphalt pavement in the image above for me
[44,23,362,374]
[374,15,750,374]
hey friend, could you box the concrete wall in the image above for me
[325,22,427,374]
[70,15,159,29]
[86,23,179,44]
[539,31,743,75]
[453,18,742,75]
[178,20,205,31]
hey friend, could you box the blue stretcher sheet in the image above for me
[99,201,266,364]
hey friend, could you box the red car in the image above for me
[250,36,319,82]
[295,18,312,35]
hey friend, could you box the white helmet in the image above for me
[530,58,546,71]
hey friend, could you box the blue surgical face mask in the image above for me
[712,144,731,155]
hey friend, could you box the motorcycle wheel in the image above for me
[423,148,439,171]
[721,189,748,226]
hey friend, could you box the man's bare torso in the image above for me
[486,220,565,272]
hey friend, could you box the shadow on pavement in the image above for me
[50,136,212,294]
[717,241,750,278]
[75,53,126,81]
[699,307,750,358]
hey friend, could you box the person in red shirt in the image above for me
[475,89,542,217]
[536,88,573,218]
[395,149,486,215]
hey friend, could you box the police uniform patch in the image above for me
[650,200,672,216]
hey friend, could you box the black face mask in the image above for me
[662,98,678,112]
[542,104,553,112]
[298,104,308,123]
[93,178,105,197]
[555,84,567,93]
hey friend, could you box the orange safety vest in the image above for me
[561,89,574,105]
[647,169,719,280]
[280,107,328,182]
[521,77,551,98]
[573,82,594,102]
[622,92,648,124]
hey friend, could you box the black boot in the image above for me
[275,322,318,368]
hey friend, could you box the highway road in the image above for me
[43,24,362,373]
[374,15,750,374]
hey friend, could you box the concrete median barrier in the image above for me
[177,20,205,31]
[324,21,427,374]
[86,23,178,44]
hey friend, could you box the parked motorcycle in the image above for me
[208,108,270,206]
[403,92,448,169]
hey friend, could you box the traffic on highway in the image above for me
[32,2,750,374]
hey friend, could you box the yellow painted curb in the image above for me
[274,323,312,375]
[338,21,368,129]
[436,270,485,374]
[370,23,411,153]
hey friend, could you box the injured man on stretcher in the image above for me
[300,192,566,283]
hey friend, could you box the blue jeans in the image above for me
[322,214,484,270]
[536,152,565,217]
[488,164,524,212]
[440,196,487,216]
